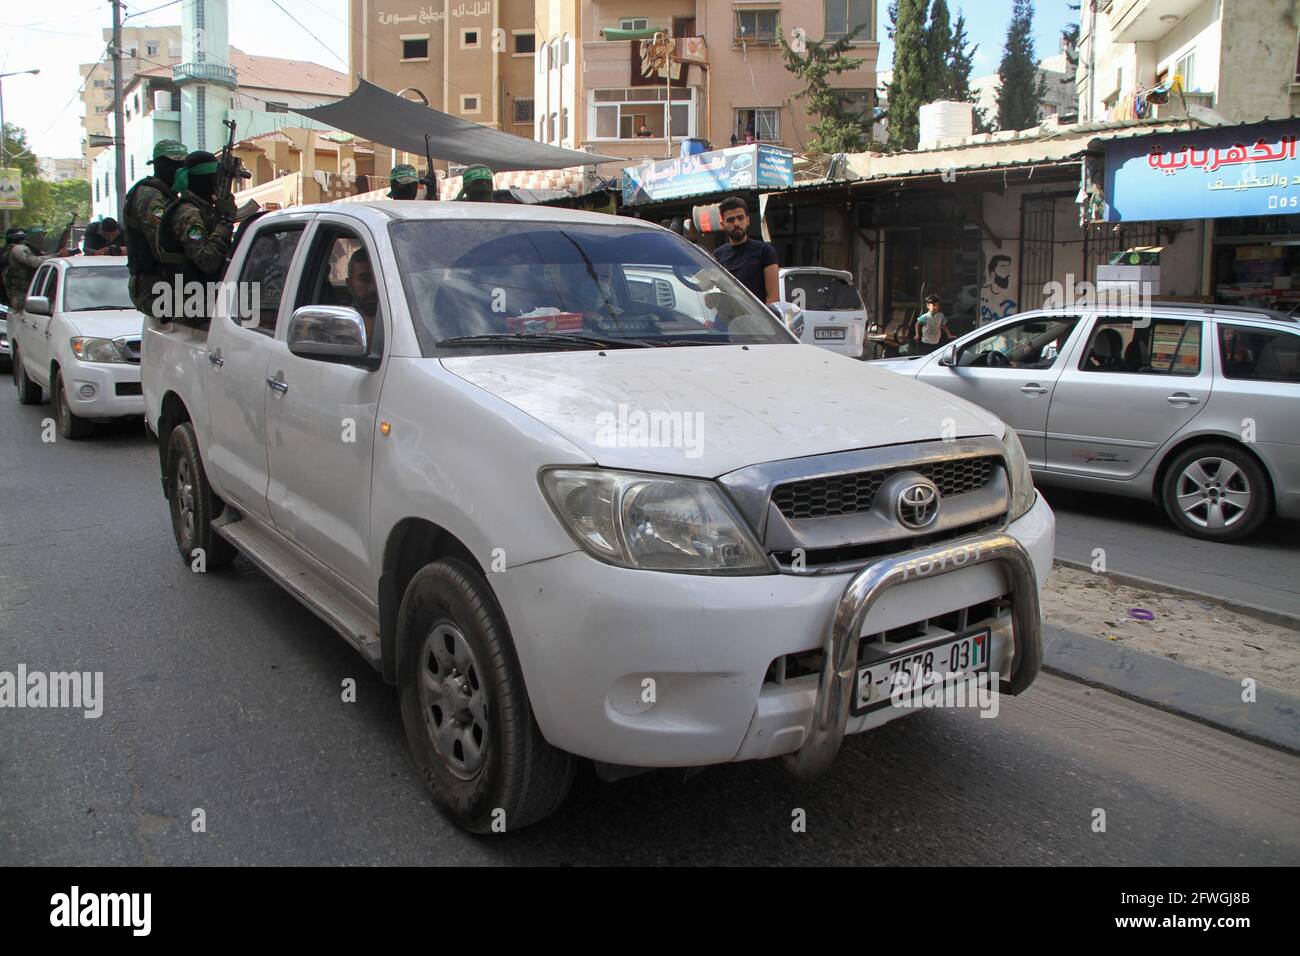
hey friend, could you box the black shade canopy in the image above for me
[293,79,624,171]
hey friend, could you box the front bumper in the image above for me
[492,492,1054,768]
[62,360,143,418]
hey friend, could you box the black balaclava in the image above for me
[153,156,183,189]
[182,151,220,201]
[389,182,419,201]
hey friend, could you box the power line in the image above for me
[121,0,183,21]
[268,0,347,70]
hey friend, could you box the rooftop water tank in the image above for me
[919,100,974,149]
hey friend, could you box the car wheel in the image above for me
[398,559,574,833]
[53,370,93,439]
[13,346,42,405]
[1161,443,1270,542]
[166,422,237,569]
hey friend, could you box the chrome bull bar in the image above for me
[783,531,1042,780]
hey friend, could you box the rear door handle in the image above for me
[266,374,288,394]
[1166,393,1200,405]
[1020,383,1048,395]
[207,348,223,367]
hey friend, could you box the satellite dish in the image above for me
[1188,104,1230,126]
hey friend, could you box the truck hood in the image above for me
[441,344,1005,477]
[63,309,145,340]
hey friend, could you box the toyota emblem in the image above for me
[896,480,940,530]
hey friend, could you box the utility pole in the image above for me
[111,0,128,220]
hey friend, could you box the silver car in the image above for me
[871,303,1300,541]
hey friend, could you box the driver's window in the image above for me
[958,316,1079,369]
[295,225,383,355]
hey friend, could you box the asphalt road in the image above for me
[1,393,1297,865]
[1042,485,1300,619]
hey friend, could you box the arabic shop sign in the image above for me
[1105,121,1300,221]
[377,2,491,26]
[622,144,794,205]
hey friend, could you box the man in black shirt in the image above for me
[711,196,778,304]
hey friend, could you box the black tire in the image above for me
[165,422,237,569]
[398,559,573,833]
[1160,442,1271,542]
[53,369,93,439]
[13,346,42,405]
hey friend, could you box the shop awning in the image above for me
[292,80,624,171]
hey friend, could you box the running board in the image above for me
[216,517,383,670]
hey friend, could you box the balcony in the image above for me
[582,36,708,89]
[1111,0,1206,43]
[172,61,238,87]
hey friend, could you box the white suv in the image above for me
[11,256,145,438]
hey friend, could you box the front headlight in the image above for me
[541,468,770,574]
[1001,427,1036,521]
[70,337,125,364]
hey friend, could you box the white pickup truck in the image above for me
[143,202,1054,832]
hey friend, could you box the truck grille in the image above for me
[772,456,996,520]
[116,338,141,364]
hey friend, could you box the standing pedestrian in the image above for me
[4,227,74,312]
[711,196,778,304]
[913,294,954,353]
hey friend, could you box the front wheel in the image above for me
[166,422,237,569]
[1161,443,1270,541]
[398,559,573,833]
[53,369,93,439]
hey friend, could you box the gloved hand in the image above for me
[215,192,238,220]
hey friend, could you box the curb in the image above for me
[1052,558,1300,631]
[1041,623,1300,755]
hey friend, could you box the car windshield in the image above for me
[389,219,794,354]
[63,266,134,312]
[784,273,862,311]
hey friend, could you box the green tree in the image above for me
[996,0,1048,132]
[1,123,40,178]
[886,0,931,150]
[949,10,992,132]
[779,24,873,154]
[12,178,91,232]
[925,0,952,100]
[1062,1,1081,73]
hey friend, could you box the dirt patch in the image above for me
[1044,564,1300,693]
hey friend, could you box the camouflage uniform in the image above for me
[4,241,50,312]
[124,177,175,315]
[153,193,233,324]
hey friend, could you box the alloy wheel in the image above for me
[1174,456,1251,530]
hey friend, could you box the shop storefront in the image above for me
[1104,118,1300,310]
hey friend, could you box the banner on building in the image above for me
[622,144,794,205]
[0,168,23,209]
[1105,120,1300,221]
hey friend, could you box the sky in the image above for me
[3,0,1079,160]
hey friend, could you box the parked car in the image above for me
[773,267,868,357]
[144,202,1052,831]
[0,302,10,372]
[10,256,144,438]
[870,303,1300,541]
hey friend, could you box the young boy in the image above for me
[914,294,953,353]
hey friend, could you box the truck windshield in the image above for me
[389,219,794,354]
[64,266,135,312]
[784,273,863,311]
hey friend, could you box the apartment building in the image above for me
[347,0,539,156]
[1076,0,1300,124]
[536,0,878,163]
[79,26,183,177]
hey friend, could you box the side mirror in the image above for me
[287,305,377,368]
[937,346,957,367]
[24,295,51,316]
[769,301,804,338]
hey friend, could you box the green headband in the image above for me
[188,161,220,176]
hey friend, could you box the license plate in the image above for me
[852,628,991,715]
[814,326,846,340]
